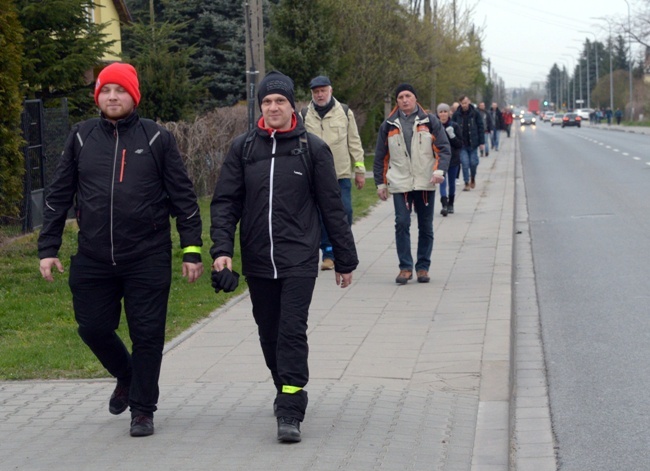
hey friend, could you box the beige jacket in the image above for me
[303,99,365,179]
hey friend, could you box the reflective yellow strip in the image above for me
[354,162,365,168]
[282,385,303,394]
[182,246,202,254]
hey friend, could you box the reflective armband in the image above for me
[183,246,202,254]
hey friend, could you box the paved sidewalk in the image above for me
[2,136,519,471]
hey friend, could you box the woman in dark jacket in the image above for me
[437,103,463,215]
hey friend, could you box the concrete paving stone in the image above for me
[516,456,558,471]
[516,417,552,432]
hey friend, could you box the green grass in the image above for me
[0,185,378,380]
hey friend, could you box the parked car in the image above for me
[543,111,555,122]
[550,113,564,126]
[520,113,537,125]
[562,113,581,128]
[574,108,594,120]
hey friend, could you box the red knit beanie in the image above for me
[94,62,141,106]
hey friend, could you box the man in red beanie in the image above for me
[38,62,204,437]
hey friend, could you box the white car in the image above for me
[543,112,555,122]
[575,108,594,120]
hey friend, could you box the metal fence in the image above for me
[18,99,70,232]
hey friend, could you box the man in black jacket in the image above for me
[210,71,358,443]
[452,96,485,191]
[38,62,204,437]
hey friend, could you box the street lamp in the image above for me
[562,55,577,109]
[623,0,633,120]
[579,31,600,108]
[575,39,591,108]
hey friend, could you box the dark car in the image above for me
[562,113,581,128]
[520,113,537,126]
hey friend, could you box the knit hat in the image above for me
[395,83,417,100]
[309,75,332,89]
[258,71,295,109]
[94,62,141,106]
[437,103,450,112]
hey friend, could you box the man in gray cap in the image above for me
[301,75,366,271]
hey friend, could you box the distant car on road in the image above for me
[543,111,555,122]
[520,113,537,126]
[574,108,594,120]
[562,113,581,128]
[551,113,564,126]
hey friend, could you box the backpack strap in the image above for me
[241,128,258,166]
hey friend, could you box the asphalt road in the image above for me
[518,121,650,471]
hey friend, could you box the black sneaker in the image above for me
[277,416,301,443]
[130,415,154,437]
[109,382,129,415]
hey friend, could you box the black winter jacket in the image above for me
[451,105,485,149]
[210,119,358,278]
[441,120,463,167]
[38,112,202,264]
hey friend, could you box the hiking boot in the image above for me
[463,183,470,191]
[440,196,448,217]
[320,258,335,271]
[417,270,430,283]
[470,177,476,189]
[130,415,154,437]
[109,382,129,415]
[395,269,412,285]
[447,204,454,214]
[277,416,301,443]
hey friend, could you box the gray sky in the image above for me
[470,0,633,88]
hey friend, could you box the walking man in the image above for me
[38,62,204,437]
[210,71,358,443]
[302,75,365,271]
[452,95,484,191]
[373,83,451,285]
[489,102,504,151]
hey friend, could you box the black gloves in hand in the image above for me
[211,268,240,293]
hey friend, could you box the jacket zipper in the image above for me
[110,128,120,265]
[268,131,278,279]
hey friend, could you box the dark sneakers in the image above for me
[130,415,154,437]
[277,416,301,443]
[109,382,129,415]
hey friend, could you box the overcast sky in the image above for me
[470,0,634,88]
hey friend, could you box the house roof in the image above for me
[112,0,132,23]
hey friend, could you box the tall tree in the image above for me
[17,0,113,109]
[266,0,336,97]
[612,34,629,71]
[0,0,25,221]
[123,21,201,122]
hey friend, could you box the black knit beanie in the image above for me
[395,83,417,100]
[258,71,296,110]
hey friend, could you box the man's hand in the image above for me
[335,272,353,288]
[40,257,64,282]
[213,256,232,272]
[377,188,388,201]
[355,173,365,190]
[182,262,204,283]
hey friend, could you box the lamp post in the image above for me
[623,0,633,120]
[562,55,576,109]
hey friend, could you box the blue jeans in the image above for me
[321,178,353,260]
[439,164,460,198]
[459,147,479,183]
[491,129,500,150]
[393,191,434,272]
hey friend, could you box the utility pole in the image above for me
[624,0,633,120]
[245,0,265,130]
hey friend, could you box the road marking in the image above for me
[633,157,641,161]
[613,149,619,152]
[622,152,629,156]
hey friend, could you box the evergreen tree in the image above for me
[267,0,337,96]
[0,0,26,221]
[612,34,629,71]
[123,21,202,122]
[17,0,113,115]
[159,0,247,108]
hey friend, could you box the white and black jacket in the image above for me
[210,118,358,278]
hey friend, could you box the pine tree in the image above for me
[17,0,114,116]
[123,21,202,122]
[0,0,26,221]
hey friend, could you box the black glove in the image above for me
[211,268,240,293]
